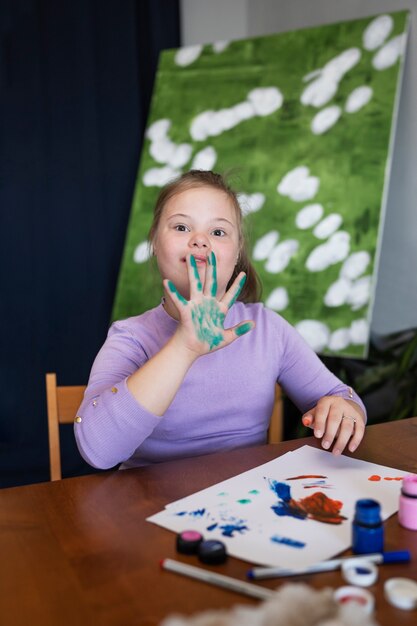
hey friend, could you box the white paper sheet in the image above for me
[147,446,407,568]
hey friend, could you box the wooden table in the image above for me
[1,418,417,626]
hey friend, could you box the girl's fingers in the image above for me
[223,320,255,346]
[203,251,217,298]
[348,417,365,453]
[222,272,247,309]
[163,279,187,309]
[309,397,332,439]
[320,403,342,450]
[302,412,315,428]
[187,254,203,300]
[332,417,356,455]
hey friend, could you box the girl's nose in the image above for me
[189,232,210,248]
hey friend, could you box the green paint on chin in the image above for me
[168,280,187,305]
[191,300,225,350]
[235,322,252,337]
[190,255,202,291]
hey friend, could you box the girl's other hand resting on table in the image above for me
[301,396,366,456]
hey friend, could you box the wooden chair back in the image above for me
[45,372,86,481]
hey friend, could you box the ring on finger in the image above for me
[342,415,356,424]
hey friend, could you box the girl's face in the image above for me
[153,186,240,307]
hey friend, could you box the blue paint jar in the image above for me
[352,499,384,554]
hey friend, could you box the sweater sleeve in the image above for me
[74,322,163,469]
[276,315,366,419]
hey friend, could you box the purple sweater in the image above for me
[74,302,366,469]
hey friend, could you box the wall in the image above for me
[180,0,417,336]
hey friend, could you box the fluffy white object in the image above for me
[159,583,379,626]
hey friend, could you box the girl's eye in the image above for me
[174,224,189,232]
[212,229,226,237]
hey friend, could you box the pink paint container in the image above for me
[398,474,417,531]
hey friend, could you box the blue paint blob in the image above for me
[219,523,248,537]
[269,480,292,502]
[271,502,307,520]
[207,523,218,531]
[269,480,307,520]
[270,535,306,549]
[190,508,206,517]
[176,509,206,517]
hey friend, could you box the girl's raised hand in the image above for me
[163,251,255,357]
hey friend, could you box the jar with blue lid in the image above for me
[352,498,384,554]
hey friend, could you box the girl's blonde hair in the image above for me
[148,170,261,303]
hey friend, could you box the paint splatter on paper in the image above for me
[269,480,347,524]
[303,479,333,489]
[176,508,206,518]
[368,475,403,481]
[286,474,328,480]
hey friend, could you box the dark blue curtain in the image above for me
[0,0,180,487]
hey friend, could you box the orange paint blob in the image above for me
[368,475,381,481]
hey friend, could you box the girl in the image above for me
[75,170,366,469]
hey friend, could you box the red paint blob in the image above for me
[368,475,381,481]
[295,492,346,524]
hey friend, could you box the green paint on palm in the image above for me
[229,275,247,308]
[168,280,188,305]
[210,251,217,297]
[191,299,225,350]
[190,255,202,291]
[235,322,252,337]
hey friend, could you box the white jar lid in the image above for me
[334,586,374,614]
[341,558,378,587]
[384,577,417,610]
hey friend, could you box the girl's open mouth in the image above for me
[182,255,208,264]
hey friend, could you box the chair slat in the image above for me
[45,373,86,480]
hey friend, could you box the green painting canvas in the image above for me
[112,11,409,358]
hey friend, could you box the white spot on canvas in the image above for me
[266,287,289,311]
[295,204,324,229]
[311,105,342,135]
[175,45,203,67]
[313,213,343,239]
[345,86,373,113]
[363,15,394,51]
[296,320,330,352]
[277,166,320,202]
[265,240,299,273]
[253,231,279,261]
